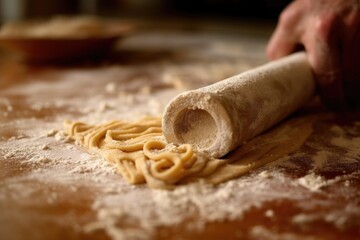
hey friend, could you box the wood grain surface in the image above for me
[0,20,359,240]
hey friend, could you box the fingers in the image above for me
[306,12,346,110]
[266,27,297,60]
[267,0,360,110]
[266,1,304,60]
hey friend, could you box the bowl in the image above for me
[0,16,134,62]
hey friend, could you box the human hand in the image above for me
[267,0,360,110]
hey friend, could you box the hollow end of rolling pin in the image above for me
[162,91,234,158]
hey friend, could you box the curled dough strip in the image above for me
[143,141,186,184]
[63,115,314,188]
[115,158,146,184]
[104,131,162,151]
[143,141,200,183]
[108,127,162,141]
[64,117,219,188]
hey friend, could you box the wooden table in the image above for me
[0,20,359,240]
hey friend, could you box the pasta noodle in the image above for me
[64,116,224,189]
[64,115,314,189]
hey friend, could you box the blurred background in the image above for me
[0,0,291,23]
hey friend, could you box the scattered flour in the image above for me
[1,31,359,240]
[85,172,311,239]
[292,203,360,230]
[264,209,275,218]
[297,171,360,192]
[297,173,328,192]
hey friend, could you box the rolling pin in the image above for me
[162,52,315,158]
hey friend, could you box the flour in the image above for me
[1,30,359,240]
[292,203,360,230]
[297,173,328,192]
[258,170,272,179]
[1,79,359,240]
[105,82,117,94]
[87,171,310,239]
[2,85,360,240]
[264,209,275,218]
[311,151,329,169]
[297,171,360,192]
[331,137,360,161]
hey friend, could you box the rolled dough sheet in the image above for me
[162,52,315,158]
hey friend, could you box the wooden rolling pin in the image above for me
[162,52,315,158]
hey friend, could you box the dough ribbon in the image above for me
[64,115,315,189]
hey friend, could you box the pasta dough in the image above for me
[64,115,315,189]
[64,117,224,189]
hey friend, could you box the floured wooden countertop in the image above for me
[0,20,359,240]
